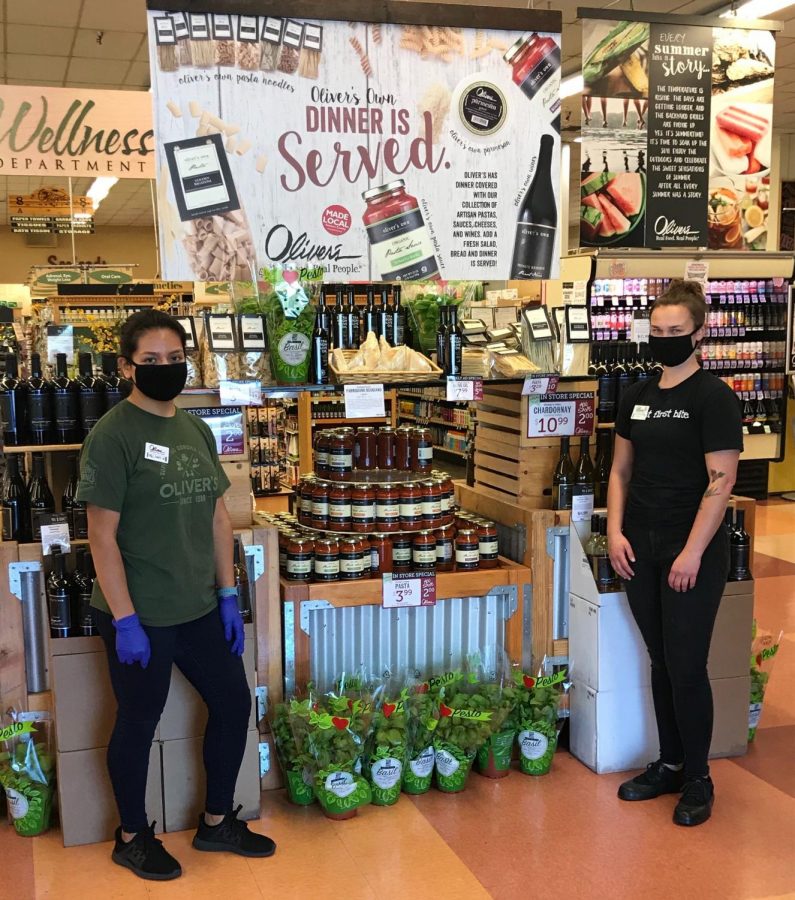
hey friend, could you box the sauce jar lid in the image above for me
[362,179,406,201]
[457,528,478,538]
[503,31,538,64]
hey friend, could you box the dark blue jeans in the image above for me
[622,521,729,777]
[95,608,251,833]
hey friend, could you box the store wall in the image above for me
[0,226,159,283]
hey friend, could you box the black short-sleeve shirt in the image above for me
[615,369,743,528]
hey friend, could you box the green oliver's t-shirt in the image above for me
[76,400,231,626]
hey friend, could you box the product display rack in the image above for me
[397,388,472,460]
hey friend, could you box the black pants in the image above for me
[622,521,729,778]
[95,608,251,834]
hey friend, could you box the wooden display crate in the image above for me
[281,558,531,694]
[475,380,597,508]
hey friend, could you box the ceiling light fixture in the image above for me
[86,176,118,212]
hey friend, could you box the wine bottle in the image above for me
[28,452,55,542]
[1,453,31,542]
[378,286,394,345]
[392,285,406,346]
[588,343,600,377]
[728,509,752,582]
[614,343,633,418]
[53,353,80,444]
[26,352,55,445]
[592,516,621,592]
[74,548,97,636]
[584,513,602,557]
[345,286,359,349]
[593,430,612,507]
[46,545,71,639]
[62,453,80,539]
[363,285,377,340]
[597,344,617,424]
[436,306,448,372]
[552,437,575,510]
[575,435,595,489]
[311,304,330,385]
[234,537,252,623]
[77,352,106,439]
[333,285,348,350]
[509,134,557,280]
[0,352,28,446]
[100,352,125,412]
[445,306,463,376]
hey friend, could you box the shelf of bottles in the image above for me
[247,402,297,496]
[589,276,788,439]
[551,432,613,514]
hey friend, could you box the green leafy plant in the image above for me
[514,669,567,776]
[402,682,439,795]
[262,289,316,385]
[0,729,55,837]
[272,702,315,806]
[364,693,409,806]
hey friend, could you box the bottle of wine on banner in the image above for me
[510,134,557,280]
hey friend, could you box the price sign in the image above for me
[446,377,483,402]
[527,392,595,438]
[40,516,71,555]
[522,375,559,396]
[220,379,262,407]
[382,572,437,609]
[344,383,386,419]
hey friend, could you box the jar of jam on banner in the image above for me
[400,481,423,529]
[340,537,367,580]
[314,538,340,582]
[370,534,393,578]
[362,180,441,282]
[377,426,397,470]
[286,537,314,582]
[376,484,401,532]
[477,520,500,569]
[311,481,330,531]
[395,426,413,471]
[455,529,480,571]
[328,484,352,532]
[351,484,377,532]
[435,524,455,572]
[392,534,413,571]
[421,480,443,529]
[503,32,561,106]
[328,429,354,481]
[354,427,377,471]
[314,431,331,475]
[410,427,433,475]
[412,531,437,572]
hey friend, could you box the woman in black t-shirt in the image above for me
[608,280,743,828]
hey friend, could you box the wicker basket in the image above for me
[330,350,443,384]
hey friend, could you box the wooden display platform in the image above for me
[281,557,531,693]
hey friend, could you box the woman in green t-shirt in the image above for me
[77,310,275,881]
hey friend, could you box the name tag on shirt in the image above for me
[631,405,650,421]
[145,442,170,464]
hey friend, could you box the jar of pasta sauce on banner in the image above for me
[362,180,441,282]
[503,32,560,104]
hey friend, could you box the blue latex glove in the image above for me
[113,613,151,668]
[219,593,245,656]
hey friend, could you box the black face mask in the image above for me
[648,330,699,369]
[129,361,187,402]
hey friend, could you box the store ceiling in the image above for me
[0,0,793,231]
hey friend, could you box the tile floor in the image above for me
[3,501,795,900]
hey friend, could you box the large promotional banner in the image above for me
[578,10,777,251]
[146,4,562,282]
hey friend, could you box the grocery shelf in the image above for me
[434,445,467,458]
[3,444,83,453]
[398,412,470,428]
[312,417,390,425]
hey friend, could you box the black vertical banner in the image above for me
[646,25,712,247]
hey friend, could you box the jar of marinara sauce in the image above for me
[369,534,393,578]
[286,537,314,582]
[438,475,455,525]
[376,484,401,532]
[455,529,480,571]
[395,426,413,471]
[477,519,500,569]
[314,538,340,582]
[362,180,441,282]
[392,534,413,571]
[435,524,455,572]
[400,482,423,529]
[340,537,367,580]
[351,484,377,532]
[354,427,377,471]
[376,426,397,470]
[328,429,354,481]
[328,484,352,532]
[311,481,330,531]
[314,430,331,475]
[421,480,443,528]
[503,32,561,102]
[410,427,433,475]
[298,478,314,525]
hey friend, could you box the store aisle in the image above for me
[3,502,794,900]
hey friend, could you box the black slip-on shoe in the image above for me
[618,760,686,801]
[674,776,714,826]
[192,805,276,858]
[111,823,182,881]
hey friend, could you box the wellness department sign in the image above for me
[146,2,562,281]
[0,85,154,178]
[578,9,779,252]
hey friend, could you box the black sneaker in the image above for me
[192,805,276,858]
[674,776,714,826]
[618,760,685,801]
[111,823,182,881]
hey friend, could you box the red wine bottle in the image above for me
[46,545,71,639]
[509,134,557,280]
[53,353,80,444]
[77,352,106,439]
[26,352,55,445]
[1,452,31,542]
[100,352,125,411]
[0,353,28,446]
[29,452,55,542]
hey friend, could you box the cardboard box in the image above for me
[570,675,750,774]
[57,743,163,847]
[258,731,284,792]
[161,729,260,833]
[159,625,256,741]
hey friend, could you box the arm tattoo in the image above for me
[702,469,726,500]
